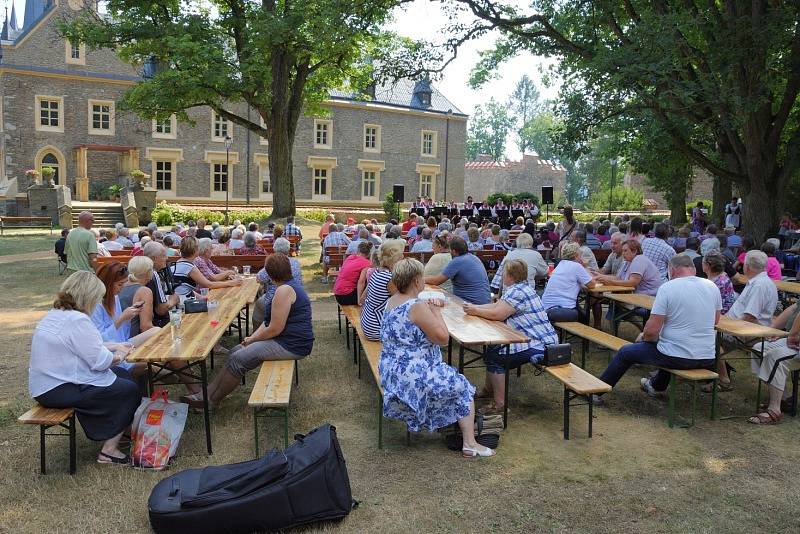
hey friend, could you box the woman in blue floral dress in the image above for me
[379,259,495,458]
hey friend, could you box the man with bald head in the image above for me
[64,211,98,273]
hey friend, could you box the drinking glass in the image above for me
[169,308,182,341]
[208,299,220,327]
[198,287,209,301]
[243,265,251,276]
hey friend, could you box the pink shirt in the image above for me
[736,253,782,281]
[333,255,372,296]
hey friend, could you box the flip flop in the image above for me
[747,409,783,425]
[97,452,130,465]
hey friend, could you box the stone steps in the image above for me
[71,203,125,228]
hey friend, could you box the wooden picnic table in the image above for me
[775,280,800,296]
[605,292,655,310]
[127,276,259,454]
[579,283,635,322]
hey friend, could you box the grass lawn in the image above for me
[1,227,799,532]
[0,231,59,256]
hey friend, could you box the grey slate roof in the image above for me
[329,78,465,116]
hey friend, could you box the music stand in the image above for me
[459,209,473,220]
[432,207,447,219]
[511,209,524,220]
[413,208,426,217]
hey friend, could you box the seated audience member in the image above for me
[466,227,482,251]
[571,231,599,270]
[596,239,662,296]
[262,223,276,241]
[483,225,501,247]
[55,229,69,263]
[702,252,736,314]
[699,224,718,243]
[117,228,134,248]
[733,235,757,273]
[379,259,494,458]
[229,228,245,250]
[357,248,381,306]
[426,236,491,304]
[541,243,595,322]
[642,223,676,282]
[596,225,610,244]
[411,227,434,252]
[211,229,234,255]
[235,232,267,255]
[169,237,242,297]
[600,232,626,276]
[511,216,525,231]
[322,223,351,280]
[29,272,140,465]
[584,223,602,249]
[103,230,124,251]
[627,217,645,243]
[465,259,559,416]
[748,303,800,425]
[254,238,302,327]
[346,227,371,255]
[182,254,313,408]
[248,222,263,240]
[724,226,742,249]
[490,233,548,292]
[318,214,335,244]
[594,255,720,403]
[92,229,111,257]
[165,225,183,246]
[333,241,373,305]
[494,229,514,251]
[194,238,235,281]
[360,239,405,341]
[196,218,213,239]
[284,215,303,243]
[401,213,418,233]
[718,234,737,263]
[162,235,180,256]
[669,226,690,249]
[424,234,453,292]
[760,241,783,281]
[142,242,180,327]
[714,250,779,390]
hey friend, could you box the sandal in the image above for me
[97,452,130,465]
[462,445,496,458]
[747,409,783,425]
[701,380,733,393]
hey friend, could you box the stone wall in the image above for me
[464,154,567,202]
[624,168,715,208]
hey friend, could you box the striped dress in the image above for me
[360,269,392,341]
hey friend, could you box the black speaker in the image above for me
[541,186,554,205]
[393,184,405,203]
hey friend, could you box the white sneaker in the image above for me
[640,377,660,398]
[590,394,605,405]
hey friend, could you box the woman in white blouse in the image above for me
[29,272,141,465]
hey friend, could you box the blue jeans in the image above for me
[484,346,544,374]
[599,342,715,391]
[546,306,580,323]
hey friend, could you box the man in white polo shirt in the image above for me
[595,254,721,402]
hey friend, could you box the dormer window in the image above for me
[413,79,433,109]
[65,39,85,65]
[420,92,431,106]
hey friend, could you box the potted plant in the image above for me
[130,169,147,187]
[25,169,41,185]
[108,184,122,202]
[40,166,56,186]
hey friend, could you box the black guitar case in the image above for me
[148,424,355,533]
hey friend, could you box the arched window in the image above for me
[41,153,60,185]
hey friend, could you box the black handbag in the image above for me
[182,298,208,314]
[148,424,355,534]
[541,343,571,366]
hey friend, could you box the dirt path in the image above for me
[0,251,53,264]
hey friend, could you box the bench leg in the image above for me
[294,360,299,386]
[353,328,358,366]
[357,336,362,379]
[210,347,215,370]
[711,378,718,420]
[39,424,47,475]
[581,337,588,369]
[283,408,289,449]
[588,394,594,438]
[345,319,351,350]
[755,380,762,414]
[792,371,799,417]
[458,344,465,374]
[68,414,76,475]
[667,375,676,428]
[337,306,342,334]
[377,392,383,449]
[253,409,260,457]
[503,369,510,429]
[245,304,250,337]
[563,387,570,440]
[691,382,697,427]
[200,360,213,455]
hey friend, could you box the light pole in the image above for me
[608,157,618,220]
[224,135,233,225]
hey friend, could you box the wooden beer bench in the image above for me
[17,405,77,474]
[248,360,295,455]
[543,364,611,439]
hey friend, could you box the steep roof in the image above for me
[23,0,50,30]
[329,78,465,116]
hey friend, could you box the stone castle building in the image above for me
[624,169,715,209]
[0,1,466,221]
[464,153,567,202]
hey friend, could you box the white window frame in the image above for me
[204,150,240,199]
[357,159,385,202]
[87,99,115,136]
[154,160,175,193]
[145,147,184,198]
[363,124,381,153]
[211,111,233,143]
[313,118,333,149]
[65,39,85,65]
[421,130,438,158]
[307,156,337,201]
[152,115,177,139]
[35,95,64,133]
[254,153,272,200]
[416,163,440,199]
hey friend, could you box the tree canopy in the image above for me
[454,0,800,241]
[465,97,515,160]
[61,0,412,218]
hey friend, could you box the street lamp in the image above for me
[608,157,618,219]
[224,135,233,225]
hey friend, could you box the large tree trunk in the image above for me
[268,126,296,219]
[742,170,785,244]
[711,176,731,228]
[667,193,687,225]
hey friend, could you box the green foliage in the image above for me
[512,192,540,204]
[382,192,401,222]
[466,98,515,161]
[509,75,542,153]
[88,181,107,201]
[151,201,274,227]
[298,209,328,223]
[487,193,513,205]
[686,200,713,216]
[586,186,644,212]
[108,184,122,196]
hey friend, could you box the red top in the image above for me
[333,254,372,296]
[401,220,417,232]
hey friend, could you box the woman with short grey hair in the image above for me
[229,228,245,249]
[235,231,266,256]
[489,232,548,292]
[194,238,235,281]
[254,237,304,328]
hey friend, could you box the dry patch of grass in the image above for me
[1,231,799,533]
